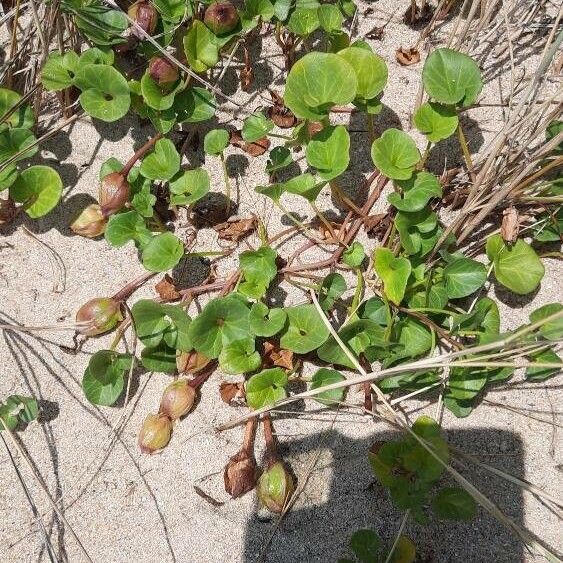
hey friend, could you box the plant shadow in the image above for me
[242,426,527,562]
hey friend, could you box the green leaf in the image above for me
[318,273,346,311]
[188,295,251,358]
[105,210,152,247]
[525,348,561,381]
[529,303,563,341]
[82,350,131,406]
[443,257,487,299]
[546,120,563,155]
[349,529,381,563]
[317,320,385,369]
[338,46,387,102]
[283,173,323,202]
[374,248,411,305]
[183,20,219,73]
[203,128,229,155]
[407,283,448,310]
[0,165,18,191]
[287,8,319,36]
[284,52,357,120]
[413,101,459,142]
[140,138,180,180]
[317,4,343,32]
[152,0,187,20]
[9,166,62,218]
[70,2,128,45]
[141,341,177,373]
[432,487,477,520]
[174,87,216,123]
[131,184,156,217]
[388,171,442,212]
[443,392,474,418]
[246,367,288,409]
[422,48,482,107]
[395,208,439,256]
[0,88,34,129]
[305,125,350,180]
[255,183,284,203]
[342,240,365,268]
[388,536,416,563]
[310,368,346,405]
[79,47,114,66]
[219,338,261,374]
[359,297,387,325]
[371,128,420,180]
[74,64,130,122]
[383,318,432,365]
[266,146,293,174]
[280,304,330,354]
[41,52,80,91]
[447,367,487,400]
[141,232,184,272]
[169,168,210,206]
[242,112,274,143]
[0,128,37,162]
[249,302,287,337]
[239,246,277,298]
[2,395,39,427]
[486,234,544,295]
[140,71,181,111]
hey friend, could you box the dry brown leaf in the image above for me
[213,215,257,242]
[230,130,271,156]
[263,341,294,370]
[155,274,181,300]
[177,350,212,374]
[396,47,421,66]
[501,207,519,244]
[366,26,385,40]
[266,89,297,128]
[240,66,254,92]
[403,2,433,26]
[219,382,245,404]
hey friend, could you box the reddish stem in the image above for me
[241,417,258,455]
[112,272,157,302]
[262,414,279,464]
[121,132,163,178]
[188,360,218,389]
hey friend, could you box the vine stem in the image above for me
[188,360,218,389]
[121,133,162,178]
[367,113,375,144]
[310,201,339,243]
[456,123,475,181]
[241,417,258,455]
[262,414,279,465]
[112,271,157,302]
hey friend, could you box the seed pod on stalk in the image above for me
[99,172,130,217]
[75,297,122,336]
[159,378,196,420]
[138,413,172,454]
[224,418,258,498]
[70,203,106,237]
[203,1,239,35]
[128,1,159,37]
[148,57,179,86]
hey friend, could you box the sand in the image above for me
[0,1,561,562]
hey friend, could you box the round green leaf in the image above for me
[204,129,229,156]
[284,52,357,120]
[141,342,177,373]
[183,20,219,73]
[283,173,322,202]
[280,304,330,354]
[287,7,319,36]
[242,112,274,143]
[342,240,365,268]
[318,273,346,311]
[374,248,412,306]
[75,64,131,122]
[141,232,184,272]
[219,338,261,374]
[249,302,287,337]
[389,171,442,213]
[169,168,210,205]
[371,128,420,180]
[105,210,152,248]
[9,165,62,218]
[485,234,544,295]
[310,368,346,405]
[529,303,563,341]
[83,367,124,406]
[447,367,487,400]
[266,146,293,174]
[140,71,181,111]
[443,257,487,299]
[525,348,562,381]
[246,367,288,409]
[338,46,387,102]
[432,487,477,520]
[0,88,34,129]
[79,47,115,66]
[239,245,278,294]
[140,138,181,181]
[0,165,18,191]
[305,125,350,180]
[3,395,39,425]
[188,295,251,358]
[0,127,37,162]
[317,4,343,32]
[41,52,80,91]
[422,48,482,107]
[350,529,381,562]
[174,87,216,123]
[413,101,458,142]
[82,351,130,406]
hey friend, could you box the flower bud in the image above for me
[148,57,179,86]
[70,204,106,237]
[257,461,295,513]
[75,297,122,336]
[204,1,239,35]
[128,0,158,37]
[159,378,196,420]
[138,413,172,454]
[224,449,258,498]
[99,172,130,217]
[176,350,212,374]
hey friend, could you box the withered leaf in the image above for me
[501,207,519,244]
[177,350,212,374]
[240,66,254,92]
[263,341,294,370]
[219,381,245,404]
[229,130,271,156]
[155,274,181,300]
[213,215,257,242]
[403,3,433,26]
[266,89,297,128]
[396,47,421,66]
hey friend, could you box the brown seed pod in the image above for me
[138,413,172,454]
[203,1,239,35]
[75,297,123,336]
[99,172,130,217]
[128,1,159,37]
[70,203,107,238]
[159,378,196,420]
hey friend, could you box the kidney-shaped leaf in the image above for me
[388,171,442,212]
[310,368,346,405]
[219,337,261,374]
[246,367,288,409]
[280,303,329,354]
[443,257,487,299]
[413,101,458,143]
[422,48,482,107]
[371,128,420,180]
[140,138,181,180]
[305,125,350,180]
[141,232,185,272]
[169,168,210,206]
[184,20,219,73]
[432,487,476,521]
[374,248,412,306]
[0,88,34,129]
[338,46,387,102]
[249,302,287,337]
[9,165,62,218]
